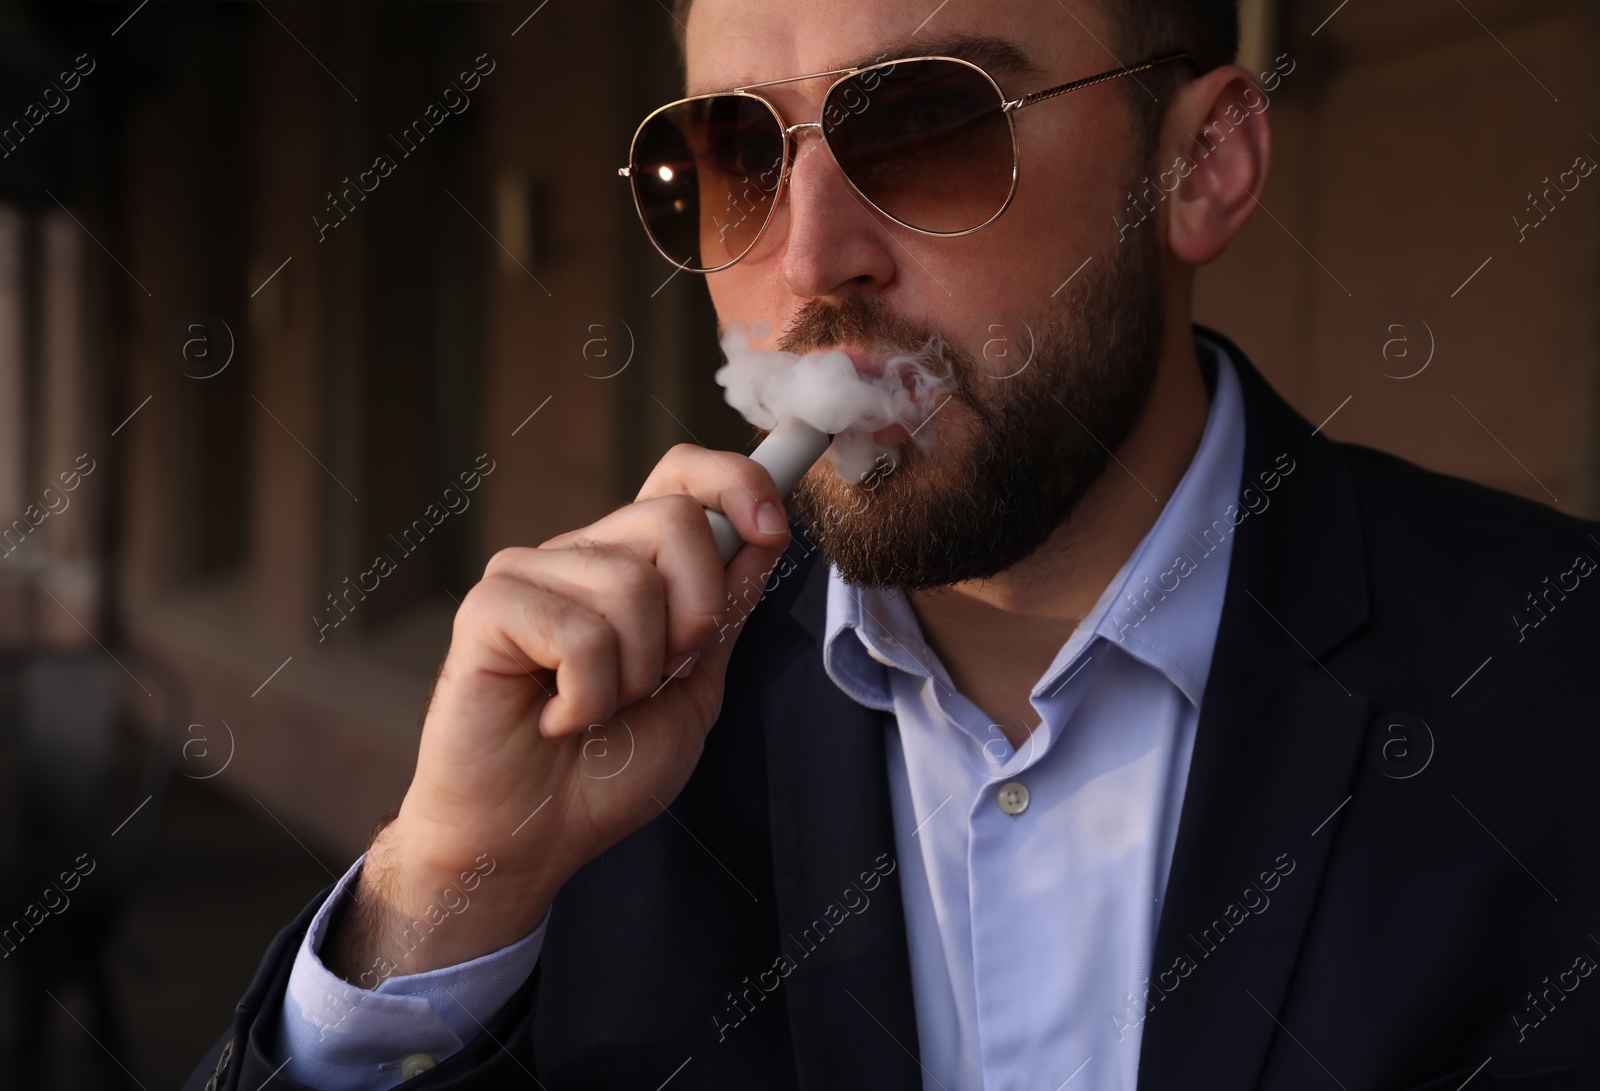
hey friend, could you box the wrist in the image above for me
[324,820,561,987]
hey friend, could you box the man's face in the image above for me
[687,0,1172,590]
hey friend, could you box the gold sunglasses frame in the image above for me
[619,50,1193,273]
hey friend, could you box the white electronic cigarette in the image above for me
[705,418,832,563]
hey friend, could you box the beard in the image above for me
[783,226,1168,592]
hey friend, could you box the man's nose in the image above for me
[776,126,897,299]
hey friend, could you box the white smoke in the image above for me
[714,323,954,482]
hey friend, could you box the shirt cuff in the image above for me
[273,852,548,1091]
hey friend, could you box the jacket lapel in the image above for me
[761,551,924,1091]
[1136,329,1375,1089]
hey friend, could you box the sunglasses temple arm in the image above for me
[1007,51,1192,111]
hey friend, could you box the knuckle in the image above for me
[656,492,706,530]
[680,611,720,649]
[640,445,700,494]
[612,557,663,605]
[457,578,497,622]
[452,583,501,645]
[562,612,616,663]
[727,457,777,502]
[484,546,529,578]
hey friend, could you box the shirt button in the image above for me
[996,781,1030,816]
[401,1053,438,1079]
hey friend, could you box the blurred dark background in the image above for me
[0,0,1593,1087]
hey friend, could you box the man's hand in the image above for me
[323,444,793,986]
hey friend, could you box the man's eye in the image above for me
[910,100,957,132]
[869,94,985,139]
[718,135,782,176]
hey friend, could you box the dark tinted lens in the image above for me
[824,59,1014,233]
[630,94,785,270]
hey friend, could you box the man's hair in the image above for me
[1118,3,1239,149]
[666,1,1239,149]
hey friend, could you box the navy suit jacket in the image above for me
[188,330,1600,1090]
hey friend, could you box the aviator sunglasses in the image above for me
[620,50,1192,272]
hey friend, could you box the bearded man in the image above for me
[188,1,1600,1089]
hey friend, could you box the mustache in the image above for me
[771,297,982,412]
[774,296,941,360]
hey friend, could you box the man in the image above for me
[188,1,1600,1088]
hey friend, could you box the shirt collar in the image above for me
[823,331,1247,715]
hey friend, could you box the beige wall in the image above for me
[98,1,1600,856]
[1197,0,1600,514]
[114,2,717,855]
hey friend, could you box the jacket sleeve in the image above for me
[182,872,547,1091]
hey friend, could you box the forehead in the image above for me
[683,0,1104,97]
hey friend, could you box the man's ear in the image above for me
[1162,65,1272,265]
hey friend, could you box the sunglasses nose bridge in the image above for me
[782,120,826,163]
[782,120,849,184]
[763,120,831,201]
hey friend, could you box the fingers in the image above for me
[454,444,799,735]
[635,444,792,557]
[508,495,727,649]
[453,574,618,736]
[484,544,668,709]
[455,541,797,738]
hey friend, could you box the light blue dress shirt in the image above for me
[275,334,1245,1091]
